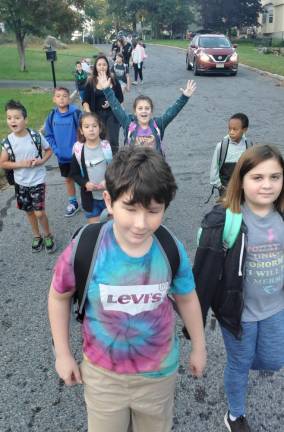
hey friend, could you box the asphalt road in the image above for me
[0,44,284,432]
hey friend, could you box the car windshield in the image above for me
[199,37,231,48]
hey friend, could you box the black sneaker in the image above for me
[224,412,251,432]
[44,235,56,254]
[32,236,43,253]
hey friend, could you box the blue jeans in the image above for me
[221,309,284,417]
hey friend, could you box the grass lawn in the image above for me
[148,40,284,76]
[0,88,54,140]
[0,43,100,81]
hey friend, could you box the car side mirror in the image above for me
[233,44,238,48]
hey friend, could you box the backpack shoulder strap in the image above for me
[126,120,138,145]
[73,141,83,165]
[47,109,56,131]
[222,208,243,249]
[154,225,180,280]
[2,137,16,161]
[244,137,253,148]
[27,128,42,158]
[218,137,230,169]
[72,222,105,322]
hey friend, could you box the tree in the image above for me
[0,0,84,71]
[197,0,262,33]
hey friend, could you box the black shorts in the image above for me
[15,183,46,212]
[59,163,72,178]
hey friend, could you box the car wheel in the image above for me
[186,55,192,70]
[231,70,238,76]
[193,60,199,76]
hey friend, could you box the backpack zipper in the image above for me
[238,232,245,276]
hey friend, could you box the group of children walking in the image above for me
[0,54,283,432]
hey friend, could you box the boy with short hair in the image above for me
[74,61,88,102]
[48,146,207,432]
[44,87,81,217]
[210,113,253,195]
[111,53,130,94]
[0,99,55,253]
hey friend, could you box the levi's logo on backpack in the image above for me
[1,128,42,185]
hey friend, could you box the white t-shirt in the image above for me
[8,131,50,187]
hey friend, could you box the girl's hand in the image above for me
[98,71,111,89]
[189,347,207,378]
[85,181,97,191]
[180,80,197,97]
[55,354,82,386]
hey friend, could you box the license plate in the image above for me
[216,63,225,68]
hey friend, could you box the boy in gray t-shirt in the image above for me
[0,100,56,253]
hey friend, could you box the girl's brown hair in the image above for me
[223,144,284,213]
[77,112,106,142]
[133,95,154,111]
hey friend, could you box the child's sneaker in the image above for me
[44,235,56,254]
[65,202,79,217]
[132,81,138,85]
[32,236,43,253]
[224,412,251,432]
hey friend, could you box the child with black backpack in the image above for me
[195,145,284,432]
[0,100,56,253]
[48,146,206,432]
[97,71,196,155]
[210,113,253,196]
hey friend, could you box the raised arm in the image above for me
[156,80,197,133]
[97,71,130,129]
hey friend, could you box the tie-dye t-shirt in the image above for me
[52,221,195,377]
[242,204,284,322]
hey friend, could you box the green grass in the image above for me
[0,89,54,140]
[0,43,100,80]
[148,39,284,76]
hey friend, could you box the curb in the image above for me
[147,42,284,81]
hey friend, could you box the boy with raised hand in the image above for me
[44,87,81,217]
[48,146,206,432]
[0,100,55,253]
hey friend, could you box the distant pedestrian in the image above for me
[131,40,147,85]
[195,144,284,432]
[97,72,196,156]
[0,100,56,253]
[44,87,81,217]
[70,113,112,224]
[48,145,206,432]
[118,34,132,67]
[74,61,88,102]
[82,54,124,155]
[111,53,131,95]
[81,58,91,75]
[210,113,253,196]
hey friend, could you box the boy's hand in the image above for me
[55,354,82,386]
[21,159,33,168]
[189,347,207,378]
[31,158,42,167]
[180,80,197,97]
[98,71,111,89]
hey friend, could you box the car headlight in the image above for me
[230,52,238,62]
[199,53,211,62]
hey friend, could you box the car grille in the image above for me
[212,54,228,62]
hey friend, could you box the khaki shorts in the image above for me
[80,358,177,432]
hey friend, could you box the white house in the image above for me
[260,1,284,38]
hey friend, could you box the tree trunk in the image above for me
[16,33,27,72]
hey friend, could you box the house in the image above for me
[260,1,284,38]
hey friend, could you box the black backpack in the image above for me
[2,128,42,185]
[218,136,253,170]
[72,222,181,323]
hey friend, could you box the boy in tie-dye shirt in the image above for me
[48,146,206,432]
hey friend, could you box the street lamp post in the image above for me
[45,46,57,88]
